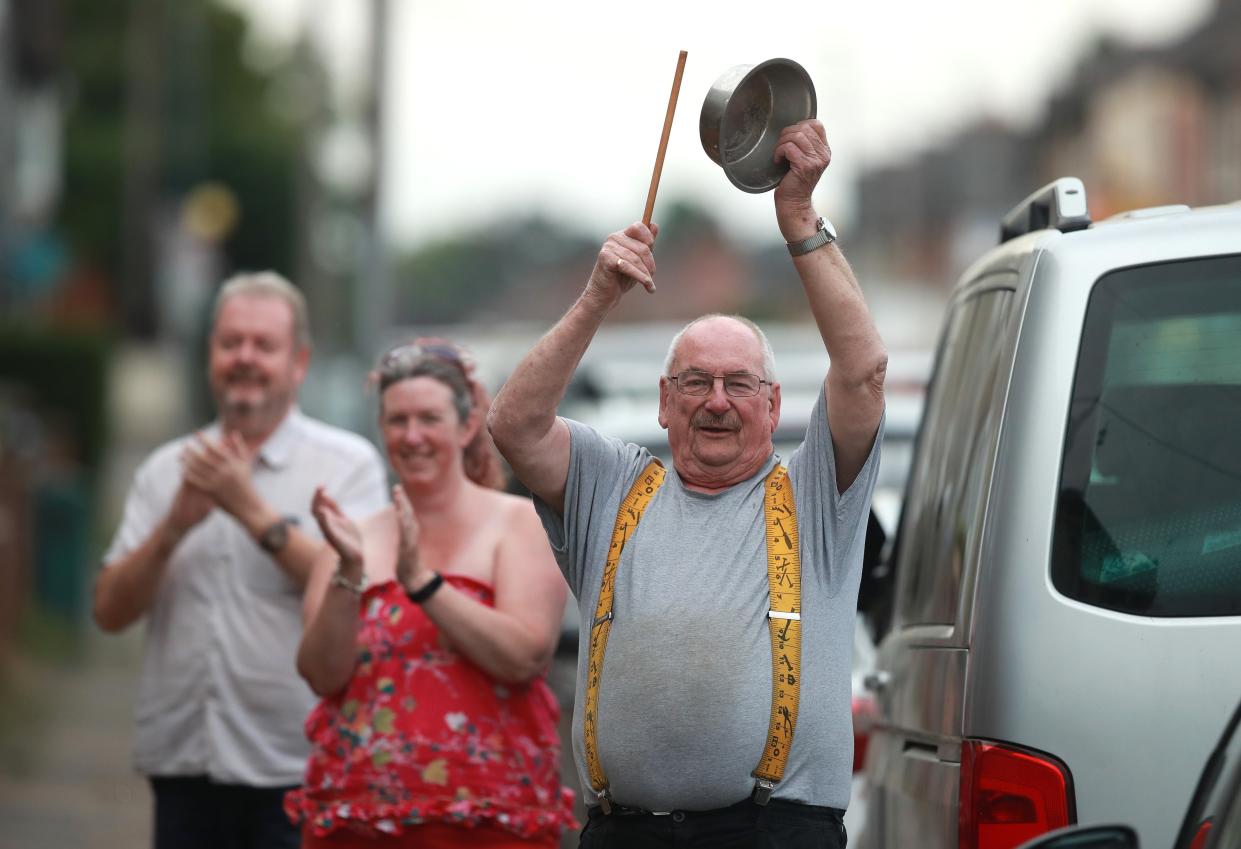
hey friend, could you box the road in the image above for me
[0,628,584,849]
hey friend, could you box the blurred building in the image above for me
[855,0,1241,288]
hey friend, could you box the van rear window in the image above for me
[1052,255,1241,617]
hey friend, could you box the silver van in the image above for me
[856,179,1241,849]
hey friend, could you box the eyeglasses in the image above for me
[668,369,770,398]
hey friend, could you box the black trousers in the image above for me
[150,775,300,849]
[578,797,847,849]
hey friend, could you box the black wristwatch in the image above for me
[258,517,293,554]
[406,572,445,604]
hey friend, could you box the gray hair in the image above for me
[663,314,776,382]
[376,353,473,424]
[211,271,311,350]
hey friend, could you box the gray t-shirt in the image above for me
[536,388,882,812]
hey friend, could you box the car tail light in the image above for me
[959,740,1075,849]
[1187,820,1212,849]
[852,694,876,773]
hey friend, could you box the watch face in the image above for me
[821,218,837,239]
[262,520,289,552]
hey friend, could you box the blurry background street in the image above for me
[0,629,586,849]
[3,0,1240,845]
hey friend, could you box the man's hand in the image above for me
[166,480,213,537]
[310,486,364,576]
[773,119,832,240]
[583,221,659,303]
[181,431,260,519]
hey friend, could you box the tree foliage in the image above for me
[58,1,302,318]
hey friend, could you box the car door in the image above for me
[858,274,1018,849]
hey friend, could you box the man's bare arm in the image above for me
[774,121,887,493]
[94,482,210,631]
[488,222,658,513]
[181,431,325,587]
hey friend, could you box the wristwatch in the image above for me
[406,572,445,605]
[258,517,293,553]
[786,217,837,257]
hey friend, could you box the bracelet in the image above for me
[329,563,368,597]
[405,572,444,604]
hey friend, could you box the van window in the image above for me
[894,284,1014,627]
[1053,255,1241,617]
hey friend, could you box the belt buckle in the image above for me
[752,778,775,806]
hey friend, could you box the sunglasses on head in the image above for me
[378,339,474,376]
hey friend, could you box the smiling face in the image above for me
[380,375,477,491]
[207,293,309,439]
[658,316,780,489]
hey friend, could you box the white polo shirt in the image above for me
[102,409,387,787]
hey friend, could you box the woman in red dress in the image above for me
[287,340,575,848]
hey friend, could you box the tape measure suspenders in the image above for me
[752,464,802,804]
[583,459,667,814]
[583,460,802,813]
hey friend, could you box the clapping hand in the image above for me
[167,480,214,536]
[392,485,429,592]
[311,486,364,575]
[181,431,259,518]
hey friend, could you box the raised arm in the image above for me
[773,120,887,492]
[488,222,657,513]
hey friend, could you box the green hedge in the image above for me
[0,325,111,478]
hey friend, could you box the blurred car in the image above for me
[857,179,1241,849]
[1014,695,1241,849]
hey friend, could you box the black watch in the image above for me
[406,572,445,604]
[258,518,292,554]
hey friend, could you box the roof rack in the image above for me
[999,177,1092,243]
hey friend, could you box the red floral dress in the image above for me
[285,576,577,845]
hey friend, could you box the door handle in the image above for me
[863,669,891,693]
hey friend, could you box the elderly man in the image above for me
[489,120,886,848]
[94,272,387,849]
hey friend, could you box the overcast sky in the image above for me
[227,0,1213,248]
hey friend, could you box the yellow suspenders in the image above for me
[583,460,667,808]
[752,464,802,803]
[583,460,802,812]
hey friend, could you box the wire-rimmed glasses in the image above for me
[667,369,770,398]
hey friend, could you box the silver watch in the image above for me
[786,217,837,257]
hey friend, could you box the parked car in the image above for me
[1015,694,1241,849]
[856,179,1241,849]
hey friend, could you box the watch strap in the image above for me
[258,517,293,553]
[406,572,445,604]
[786,217,837,257]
